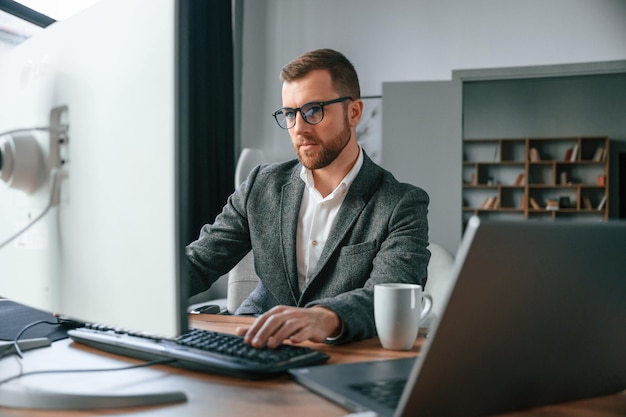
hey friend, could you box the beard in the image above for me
[295,119,352,170]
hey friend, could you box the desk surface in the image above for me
[1,315,625,417]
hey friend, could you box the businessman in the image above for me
[186,48,430,348]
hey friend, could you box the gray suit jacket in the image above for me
[186,152,430,343]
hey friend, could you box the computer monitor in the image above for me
[0,0,229,341]
[0,0,235,409]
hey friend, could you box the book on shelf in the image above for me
[470,172,477,185]
[592,146,605,162]
[569,144,578,162]
[480,196,499,210]
[583,196,592,210]
[597,194,607,211]
[564,144,579,162]
[564,148,573,161]
[529,147,541,162]
[513,173,525,186]
[529,197,541,209]
[597,175,606,187]
[560,171,568,185]
[546,199,559,211]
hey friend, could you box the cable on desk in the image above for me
[0,318,176,386]
[0,358,176,386]
[11,319,58,359]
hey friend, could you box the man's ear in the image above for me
[349,98,364,127]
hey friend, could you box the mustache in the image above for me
[296,135,320,146]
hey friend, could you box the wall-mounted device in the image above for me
[0,107,68,249]
[0,130,47,193]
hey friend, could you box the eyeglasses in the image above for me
[272,96,353,129]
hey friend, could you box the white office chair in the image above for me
[421,242,455,329]
[224,251,259,313]
[187,253,257,315]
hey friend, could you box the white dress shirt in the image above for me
[296,147,364,292]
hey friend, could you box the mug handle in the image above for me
[421,294,433,321]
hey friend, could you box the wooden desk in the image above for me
[0,315,624,417]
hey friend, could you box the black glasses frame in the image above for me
[272,96,353,129]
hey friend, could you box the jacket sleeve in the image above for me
[185,166,262,297]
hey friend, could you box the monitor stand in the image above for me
[0,338,187,410]
[0,387,187,410]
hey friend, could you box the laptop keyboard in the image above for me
[349,377,407,409]
[67,324,330,379]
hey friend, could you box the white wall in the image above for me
[240,0,626,163]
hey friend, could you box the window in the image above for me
[0,0,101,53]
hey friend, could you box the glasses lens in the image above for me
[274,108,296,129]
[273,100,331,129]
[301,103,324,125]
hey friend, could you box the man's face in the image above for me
[281,69,357,170]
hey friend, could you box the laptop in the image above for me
[288,217,626,417]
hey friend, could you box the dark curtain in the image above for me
[177,0,235,247]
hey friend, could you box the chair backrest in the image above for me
[226,243,455,316]
[225,147,266,314]
[226,251,259,314]
[424,242,455,319]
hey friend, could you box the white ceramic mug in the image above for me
[374,283,433,350]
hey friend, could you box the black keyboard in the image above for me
[67,325,330,379]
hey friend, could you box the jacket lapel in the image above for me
[279,170,305,304]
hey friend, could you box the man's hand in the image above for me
[235,305,342,349]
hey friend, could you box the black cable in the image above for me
[11,319,58,359]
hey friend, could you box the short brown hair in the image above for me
[280,49,361,99]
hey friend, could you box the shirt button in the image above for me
[320,202,325,208]
[312,240,318,246]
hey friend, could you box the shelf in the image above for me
[463,136,609,225]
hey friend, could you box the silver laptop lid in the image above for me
[399,217,626,416]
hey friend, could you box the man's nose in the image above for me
[292,111,312,133]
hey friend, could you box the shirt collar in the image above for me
[299,146,364,193]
